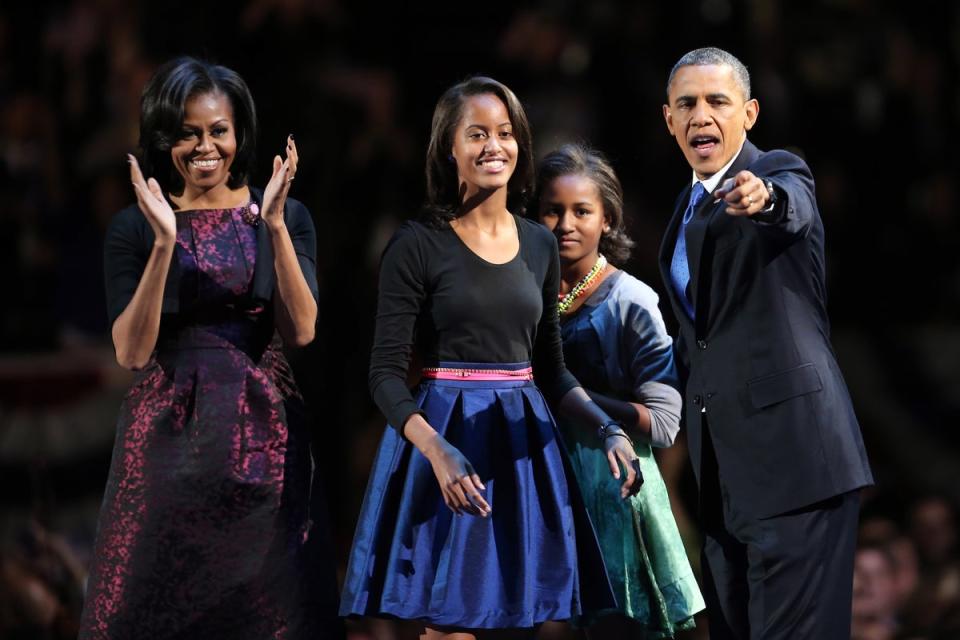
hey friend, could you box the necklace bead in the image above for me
[557,255,607,316]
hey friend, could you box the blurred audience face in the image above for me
[858,515,921,609]
[171,91,237,196]
[860,515,900,543]
[853,547,899,620]
[910,497,958,566]
[888,535,920,607]
[663,63,758,180]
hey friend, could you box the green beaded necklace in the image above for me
[557,254,607,316]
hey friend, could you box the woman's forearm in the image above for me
[584,389,652,441]
[559,386,649,438]
[268,221,318,347]
[557,386,614,430]
[402,413,441,458]
[111,240,175,369]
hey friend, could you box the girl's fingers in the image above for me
[616,448,643,498]
[629,458,643,496]
[606,449,621,479]
[470,472,486,492]
[618,449,637,497]
[273,154,283,177]
[448,483,472,514]
[460,475,490,515]
[441,487,459,515]
[442,491,460,515]
[449,480,470,508]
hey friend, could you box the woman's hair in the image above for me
[422,76,534,226]
[138,56,257,194]
[532,143,635,265]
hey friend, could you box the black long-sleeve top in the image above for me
[369,215,579,430]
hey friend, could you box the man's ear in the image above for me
[744,98,759,131]
[663,103,675,136]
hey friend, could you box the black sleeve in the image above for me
[749,150,817,242]
[368,223,428,431]
[285,198,319,301]
[532,231,579,403]
[103,205,151,326]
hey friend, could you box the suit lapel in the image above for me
[658,185,693,325]
[683,191,721,320]
[684,140,760,322]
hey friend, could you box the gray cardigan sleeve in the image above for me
[619,285,682,448]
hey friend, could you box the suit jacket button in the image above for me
[697,339,707,350]
[694,394,702,405]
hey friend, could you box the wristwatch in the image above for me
[761,179,778,213]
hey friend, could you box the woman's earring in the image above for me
[448,154,455,163]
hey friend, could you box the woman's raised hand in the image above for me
[128,154,176,243]
[261,135,298,231]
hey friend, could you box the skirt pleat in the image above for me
[340,363,615,629]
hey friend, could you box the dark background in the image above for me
[1,0,958,638]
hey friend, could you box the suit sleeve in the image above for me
[750,150,818,243]
[368,223,428,431]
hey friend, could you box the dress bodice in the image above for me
[163,207,271,354]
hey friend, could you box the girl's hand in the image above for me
[422,436,491,517]
[128,154,176,244]
[603,433,643,499]
[261,135,298,231]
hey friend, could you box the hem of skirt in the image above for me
[570,572,704,630]
[340,602,576,629]
[570,608,698,636]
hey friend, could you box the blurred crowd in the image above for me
[853,495,960,639]
[1,0,958,638]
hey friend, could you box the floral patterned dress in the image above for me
[80,205,339,639]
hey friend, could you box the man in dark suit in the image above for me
[657,47,874,638]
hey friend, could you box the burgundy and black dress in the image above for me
[79,194,341,639]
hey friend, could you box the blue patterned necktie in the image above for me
[669,182,707,320]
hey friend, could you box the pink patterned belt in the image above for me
[421,366,534,381]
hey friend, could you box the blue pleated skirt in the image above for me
[340,362,615,629]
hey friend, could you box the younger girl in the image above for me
[536,144,704,638]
